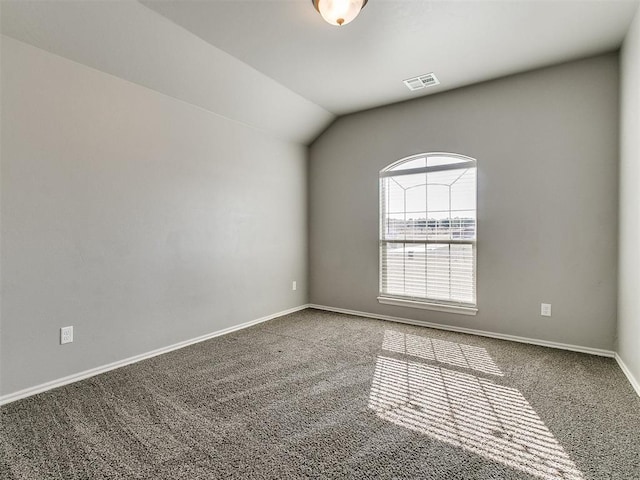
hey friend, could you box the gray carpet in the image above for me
[1,308,639,479]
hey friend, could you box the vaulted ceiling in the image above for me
[2,1,638,144]
[144,0,639,115]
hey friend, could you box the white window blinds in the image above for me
[380,153,477,307]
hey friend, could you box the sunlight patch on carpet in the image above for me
[369,353,583,480]
[382,330,504,376]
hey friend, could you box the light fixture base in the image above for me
[312,0,368,27]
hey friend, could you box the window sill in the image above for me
[377,297,478,316]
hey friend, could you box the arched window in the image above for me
[379,153,477,314]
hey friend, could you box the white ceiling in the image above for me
[144,0,639,115]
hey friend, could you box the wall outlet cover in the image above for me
[61,326,73,344]
[541,304,552,317]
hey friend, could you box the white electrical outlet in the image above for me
[541,303,552,317]
[292,281,297,291]
[60,326,73,344]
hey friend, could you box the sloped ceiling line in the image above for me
[0,0,335,145]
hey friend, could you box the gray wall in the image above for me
[309,53,619,350]
[618,7,640,385]
[0,37,307,396]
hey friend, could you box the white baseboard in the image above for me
[308,304,616,358]
[4,304,634,406]
[615,354,640,397]
[0,304,309,406]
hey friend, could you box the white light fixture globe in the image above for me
[312,0,368,27]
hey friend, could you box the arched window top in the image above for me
[381,152,476,175]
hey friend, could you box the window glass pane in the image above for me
[450,168,476,211]
[428,168,467,186]
[425,211,450,241]
[451,211,476,240]
[393,172,424,190]
[405,213,427,240]
[405,183,426,214]
[384,178,405,214]
[426,183,450,213]
[382,213,406,241]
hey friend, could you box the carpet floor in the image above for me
[1,308,639,479]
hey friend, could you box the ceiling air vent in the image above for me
[403,73,440,91]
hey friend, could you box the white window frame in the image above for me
[378,152,478,315]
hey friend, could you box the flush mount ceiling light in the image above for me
[312,0,368,26]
